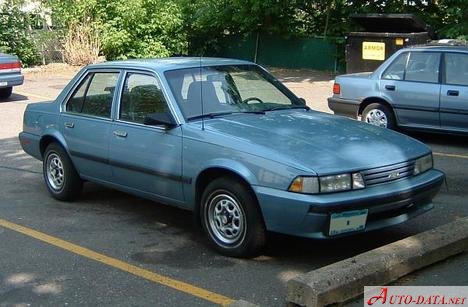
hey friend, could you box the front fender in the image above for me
[185,158,259,207]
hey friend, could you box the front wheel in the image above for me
[200,177,266,258]
[361,103,396,129]
[43,143,83,201]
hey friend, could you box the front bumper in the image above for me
[254,169,444,239]
[0,73,24,88]
[328,97,359,118]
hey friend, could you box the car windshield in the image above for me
[164,64,303,120]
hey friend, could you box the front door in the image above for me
[61,71,120,182]
[381,51,441,128]
[440,52,468,132]
[109,72,184,203]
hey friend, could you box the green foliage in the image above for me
[41,0,468,61]
[0,0,40,66]
[44,0,187,60]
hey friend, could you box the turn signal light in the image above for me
[332,83,340,95]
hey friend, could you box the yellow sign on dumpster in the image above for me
[362,42,385,60]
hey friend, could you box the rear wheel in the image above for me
[362,103,396,129]
[0,87,12,99]
[200,177,266,258]
[43,143,83,201]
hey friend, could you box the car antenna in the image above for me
[199,55,205,131]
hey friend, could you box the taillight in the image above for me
[0,61,21,71]
[332,83,341,95]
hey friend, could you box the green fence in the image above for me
[212,34,340,72]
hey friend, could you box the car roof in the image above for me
[406,44,468,53]
[86,57,254,72]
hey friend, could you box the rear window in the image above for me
[66,72,119,118]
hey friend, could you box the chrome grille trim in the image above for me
[361,160,415,186]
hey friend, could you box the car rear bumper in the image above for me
[0,73,24,88]
[254,169,444,239]
[328,97,359,118]
[19,132,42,160]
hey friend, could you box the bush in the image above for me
[63,22,101,65]
[0,1,40,66]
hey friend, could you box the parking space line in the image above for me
[14,90,55,101]
[433,152,468,160]
[0,218,235,306]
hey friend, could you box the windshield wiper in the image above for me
[187,110,265,121]
[264,105,311,112]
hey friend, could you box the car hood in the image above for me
[203,110,430,175]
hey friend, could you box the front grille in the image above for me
[361,160,415,187]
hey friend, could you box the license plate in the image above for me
[0,82,7,87]
[329,209,368,236]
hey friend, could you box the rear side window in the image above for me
[445,53,468,86]
[405,52,441,83]
[119,73,169,124]
[66,72,119,118]
[382,53,409,80]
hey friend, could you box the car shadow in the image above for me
[404,130,468,148]
[0,93,29,103]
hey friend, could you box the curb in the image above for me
[286,217,468,307]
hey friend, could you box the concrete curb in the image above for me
[286,217,468,307]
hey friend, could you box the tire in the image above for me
[43,143,83,201]
[200,177,266,258]
[361,103,396,129]
[0,87,12,99]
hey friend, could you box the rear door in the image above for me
[109,71,184,203]
[440,52,468,132]
[61,70,120,182]
[380,51,441,128]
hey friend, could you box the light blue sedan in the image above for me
[19,58,444,257]
[329,45,468,133]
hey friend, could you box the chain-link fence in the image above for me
[32,29,65,64]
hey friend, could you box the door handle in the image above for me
[385,85,396,91]
[447,90,459,96]
[113,130,128,138]
[64,122,74,128]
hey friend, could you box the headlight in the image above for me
[320,174,351,193]
[289,172,365,194]
[414,154,433,175]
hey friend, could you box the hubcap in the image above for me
[207,193,246,245]
[365,109,388,127]
[46,153,65,191]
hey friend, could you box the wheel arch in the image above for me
[39,133,68,159]
[193,166,264,228]
[359,97,397,119]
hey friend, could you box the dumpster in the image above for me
[345,14,431,73]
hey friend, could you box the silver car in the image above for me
[0,53,24,99]
[328,45,468,134]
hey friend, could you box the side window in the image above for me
[66,72,119,118]
[66,75,91,113]
[445,53,468,86]
[119,73,169,124]
[382,53,409,80]
[405,52,441,83]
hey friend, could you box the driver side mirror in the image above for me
[298,97,306,104]
[144,112,178,129]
